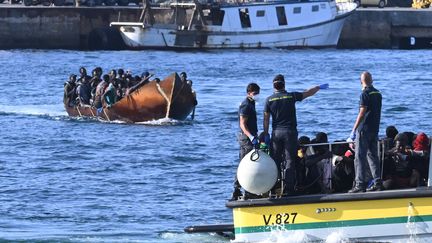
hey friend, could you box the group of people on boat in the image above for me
[63,67,192,110]
[232,71,431,200]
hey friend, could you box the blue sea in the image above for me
[0,49,431,242]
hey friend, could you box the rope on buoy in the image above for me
[250,148,260,162]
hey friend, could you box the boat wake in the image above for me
[135,117,193,126]
[159,232,227,243]
[0,104,67,120]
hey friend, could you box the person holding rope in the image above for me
[231,83,260,201]
[263,74,328,196]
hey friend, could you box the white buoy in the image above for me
[237,149,278,195]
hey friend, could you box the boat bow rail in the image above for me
[226,187,432,208]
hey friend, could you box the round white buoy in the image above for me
[237,149,278,195]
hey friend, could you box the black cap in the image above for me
[273,74,285,83]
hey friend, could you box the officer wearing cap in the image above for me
[348,71,383,193]
[231,82,261,200]
[263,74,328,196]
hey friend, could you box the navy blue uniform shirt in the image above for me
[358,85,382,135]
[264,90,303,130]
[239,97,258,136]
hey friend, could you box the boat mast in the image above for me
[139,0,155,25]
[188,0,207,30]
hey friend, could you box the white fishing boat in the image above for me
[110,0,357,49]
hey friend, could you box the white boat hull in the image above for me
[112,2,357,49]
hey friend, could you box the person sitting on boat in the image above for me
[382,133,420,189]
[306,133,333,194]
[410,132,430,185]
[180,72,193,86]
[231,82,260,201]
[64,74,77,107]
[385,125,399,149]
[263,74,328,196]
[78,67,91,84]
[89,68,102,105]
[93,74,110,109]
[331,141,355,193]
[103,78,118,108]
[125,72,152,96]
[76,75,92,106]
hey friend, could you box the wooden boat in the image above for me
[64,73,197,123]
[186,141,432,242]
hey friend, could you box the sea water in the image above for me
[0,49,431,242]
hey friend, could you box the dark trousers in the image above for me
[234,133,254,190]
[271,129,298,194]
[354,131,381,188]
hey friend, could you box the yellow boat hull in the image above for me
[227,188,432,242]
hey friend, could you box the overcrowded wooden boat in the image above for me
[64,73,197,123]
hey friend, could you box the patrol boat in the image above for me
[110,0,357,49]
[186,141,432,242]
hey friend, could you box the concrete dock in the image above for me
[0,5,431,49]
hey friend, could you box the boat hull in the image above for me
[226,188,432,242]
[113,2,357,49]
[64,73,196,123]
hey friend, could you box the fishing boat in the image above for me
[185,140,432,242]
[64,73,197,123]
[110,0,357,49]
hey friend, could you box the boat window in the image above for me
[312,5,319,12]
[293,7,301,14]
[239,8,251,28]
[320,3,326,9]
[276,6,287,26]
[210,8,225,26]
[256,10,265,17]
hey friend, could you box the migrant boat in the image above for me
[186,140,432,242]
[110,0,357,49]
[64,73,197,123]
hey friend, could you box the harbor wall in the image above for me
[0,6,431,49]
[339,9,432,49]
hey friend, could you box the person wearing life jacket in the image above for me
[231,83,260,201]
[263,74,328,196]
[410,132,430,185]
[102,77,118,108]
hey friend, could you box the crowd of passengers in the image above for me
[251,126,430,197]
[63,67,192,109]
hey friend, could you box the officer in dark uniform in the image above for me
[348,71,383,193]
[263,74,328,196]
[231,83,260,200]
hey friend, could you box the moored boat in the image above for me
[110,0,357,49]
[64,73,197,123]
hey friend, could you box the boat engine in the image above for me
[237,149,278,195]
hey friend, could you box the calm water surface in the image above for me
[0,49,431,242]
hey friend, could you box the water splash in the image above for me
[159,232,227,243]
[257,227,310,243]
[407,202,419,243]
[135,117,192,126]
[0,104,67,117]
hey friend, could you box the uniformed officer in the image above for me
[348,71,383,193]
[263,74,328,196]
[231,83,260,200]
